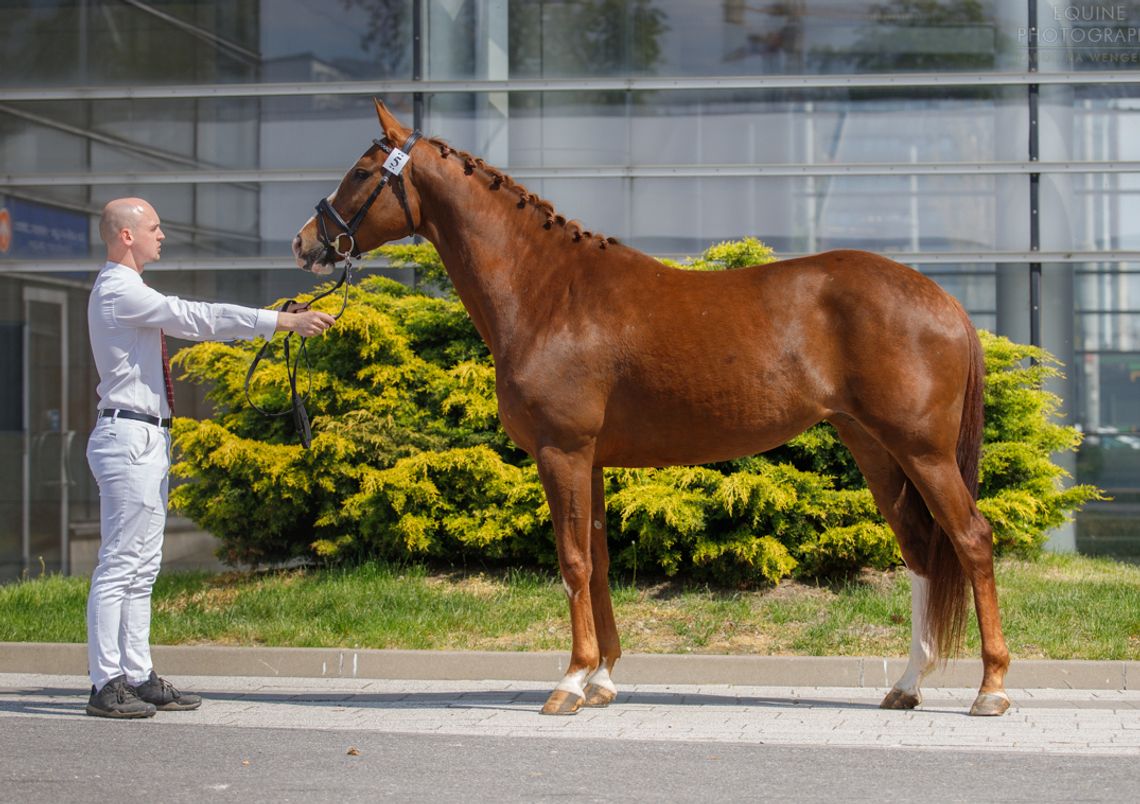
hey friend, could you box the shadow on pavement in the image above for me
[1,684,911,717]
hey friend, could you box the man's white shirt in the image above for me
[88,261,278,418]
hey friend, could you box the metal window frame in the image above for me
[3,70,1140,103]
[8,160,1140,186]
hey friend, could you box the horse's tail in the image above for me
[907,311,984,659]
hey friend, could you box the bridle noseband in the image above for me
[245,129,422,449]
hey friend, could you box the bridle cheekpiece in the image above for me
[314,130,422,263]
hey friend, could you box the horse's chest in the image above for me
[494,358,609,451]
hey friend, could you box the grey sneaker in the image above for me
[132,671,202,711]
[86,676,157,719]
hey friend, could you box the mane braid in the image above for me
[427,136,618,249]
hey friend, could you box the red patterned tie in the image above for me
[160,330,176,417]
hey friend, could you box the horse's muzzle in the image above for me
[292,229,335,275]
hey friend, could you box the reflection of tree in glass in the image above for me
[2,8,77,84]
[2,2,258,85]
[834,0,995,72]
[718,2,995,76]
[510,0,669,77]
[339,0,410,76]
[720,0,809,72]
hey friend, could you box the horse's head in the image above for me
[293,99,421,274]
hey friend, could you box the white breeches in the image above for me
[85,417,170,690]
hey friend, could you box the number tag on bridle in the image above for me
[383,147,410,175]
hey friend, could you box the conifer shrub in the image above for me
[171,240,1101,583]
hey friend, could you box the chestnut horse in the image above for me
[293,101,1011,717]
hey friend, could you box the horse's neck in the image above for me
[417,161,551,353]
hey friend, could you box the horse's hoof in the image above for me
[969,691,1011,717]
[879,687,922,710]
[583,683,616,708]
[541,689,583,716]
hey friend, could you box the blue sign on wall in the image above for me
[0,196,89,259]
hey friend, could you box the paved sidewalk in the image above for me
[3,672,1139,756]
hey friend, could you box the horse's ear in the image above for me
[374,98,407,142]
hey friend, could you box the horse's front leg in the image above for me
[881,570,936,709]
[583,466,621,707]
[536,444,599,715]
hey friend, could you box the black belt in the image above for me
[99,409,172,428]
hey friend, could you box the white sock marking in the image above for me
[893,570,936,696]
[586,665,617,694]
[555,668,589,698]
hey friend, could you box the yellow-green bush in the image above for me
[171,240,1101,583]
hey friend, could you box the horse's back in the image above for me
[602,247,968,357]
[750,249,960,309]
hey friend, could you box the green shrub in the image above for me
[171,240,1102,583]
[975,332,1104,554]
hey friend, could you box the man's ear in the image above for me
[374,98,408,143]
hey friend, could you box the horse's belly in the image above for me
[593,398,822,468]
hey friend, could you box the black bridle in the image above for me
[313,131,422,265]
[245,130,422,448]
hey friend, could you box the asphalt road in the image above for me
[2,716,1136,803]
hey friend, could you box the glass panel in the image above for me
[1075,341,1140,560]
[505,174,1019,257]
[262,0,412,82]
[1040,89,1140,252]
[0,311,22,580]
[1076,269,1140,350]
[506,0,1017,79]
[26,298,65,574]
[502,88,1029,168]
[0,1,413,88]
[921,265,998,328]
[0,1,259,87]
[1072,255,1138,558]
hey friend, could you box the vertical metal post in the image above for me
[20,312,29,577]
[1028,0,1042,348]
[412,0,424,133]
[412,0,424,247]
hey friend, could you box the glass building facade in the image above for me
[1,0,1137,579]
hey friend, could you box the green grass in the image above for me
[2,553,1137,660]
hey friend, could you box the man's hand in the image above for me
[276,306,336,337]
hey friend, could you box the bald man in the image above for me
[85,198,335,718]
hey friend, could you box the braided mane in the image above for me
[426,136,619,250]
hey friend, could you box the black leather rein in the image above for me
[244,130,422,448]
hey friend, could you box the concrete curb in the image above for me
[0,642,1134,689]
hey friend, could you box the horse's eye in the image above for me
[353,168,370,181]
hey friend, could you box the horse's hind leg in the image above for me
[583,467,621,707]
[883,570,936,709]
[897,454,1011,716]
[831,418,937,709]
